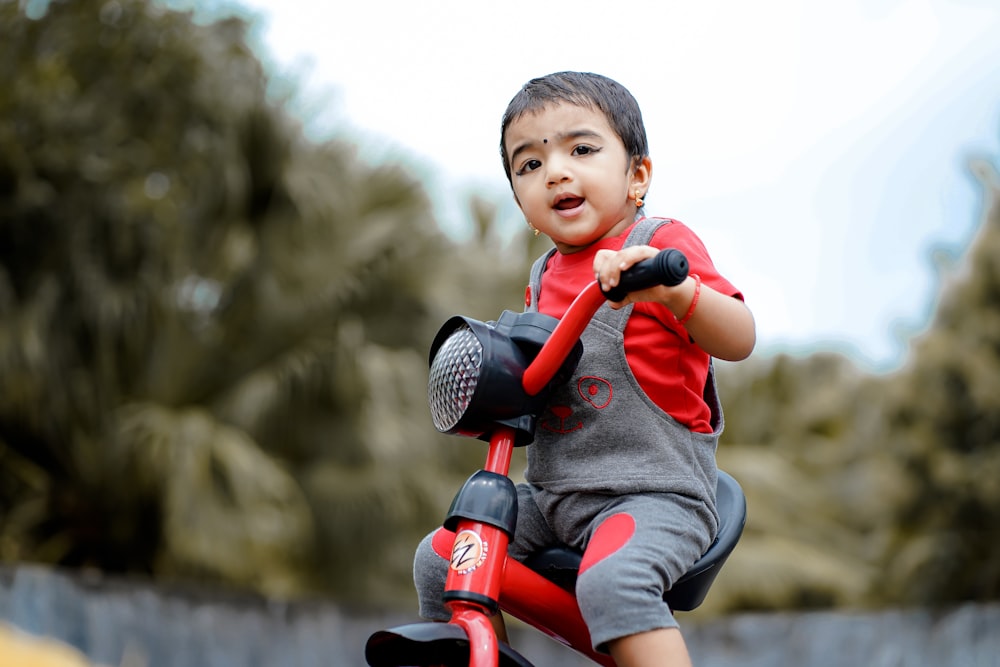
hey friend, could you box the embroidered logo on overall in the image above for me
[578,376,612,408]
[539,405,582,434]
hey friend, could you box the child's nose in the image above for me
[546,157,572,186]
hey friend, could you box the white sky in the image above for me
[229,0,1000,370]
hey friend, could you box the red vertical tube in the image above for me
[443,426,516,611]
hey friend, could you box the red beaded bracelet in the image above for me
[677,273,701,326]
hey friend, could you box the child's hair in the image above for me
[500,71,649,184]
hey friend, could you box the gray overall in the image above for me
[414,217,724,652]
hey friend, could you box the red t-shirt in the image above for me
[536,218,742,433]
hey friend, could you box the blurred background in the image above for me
[1,0,999,665]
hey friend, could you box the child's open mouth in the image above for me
[554,196,585,211]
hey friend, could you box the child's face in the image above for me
[504,102,651,254]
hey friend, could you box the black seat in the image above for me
[522,470,746,612]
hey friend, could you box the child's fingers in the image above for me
[594,246,657,283]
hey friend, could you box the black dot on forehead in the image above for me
[543,138,548,143]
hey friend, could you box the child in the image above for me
[414,71,756,667]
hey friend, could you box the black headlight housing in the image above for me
[427,310,579,444]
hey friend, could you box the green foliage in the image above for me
[0,0,480,603]
[708,157,1000,614]
[874,159,1000,605]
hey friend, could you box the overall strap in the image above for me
[623,215,673,247]
[524,216,674,314]
[525,248,556,313]
[598,217,674,330]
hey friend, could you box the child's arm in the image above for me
[594,246,756,362]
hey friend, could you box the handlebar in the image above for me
[600,248,689,302]
[522,248,689,396]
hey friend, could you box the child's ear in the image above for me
[631,155,653,193]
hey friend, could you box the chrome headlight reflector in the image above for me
[427,315,535,437]
[428,323,483,432]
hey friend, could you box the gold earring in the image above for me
[528,223,540,236]
[634,190,644,208]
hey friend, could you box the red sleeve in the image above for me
[627,218,739,432]
[650,219,743,301]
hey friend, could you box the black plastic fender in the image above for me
[365,622,535,667]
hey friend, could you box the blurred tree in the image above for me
[0,0,509,604]
[709,151,1000,614]
[709,353,889,613]
[875,157,1000,605]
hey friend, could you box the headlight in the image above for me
[427,315,536,437]
[428,323,483,432]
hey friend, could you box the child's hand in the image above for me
[594,245,671,309]
[596,246,757,361]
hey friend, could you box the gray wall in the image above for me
[2,565,998,666]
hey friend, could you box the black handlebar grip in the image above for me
[601,248,689,302]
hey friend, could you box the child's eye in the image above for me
[516,159,541,176]
[572,145,600,156]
